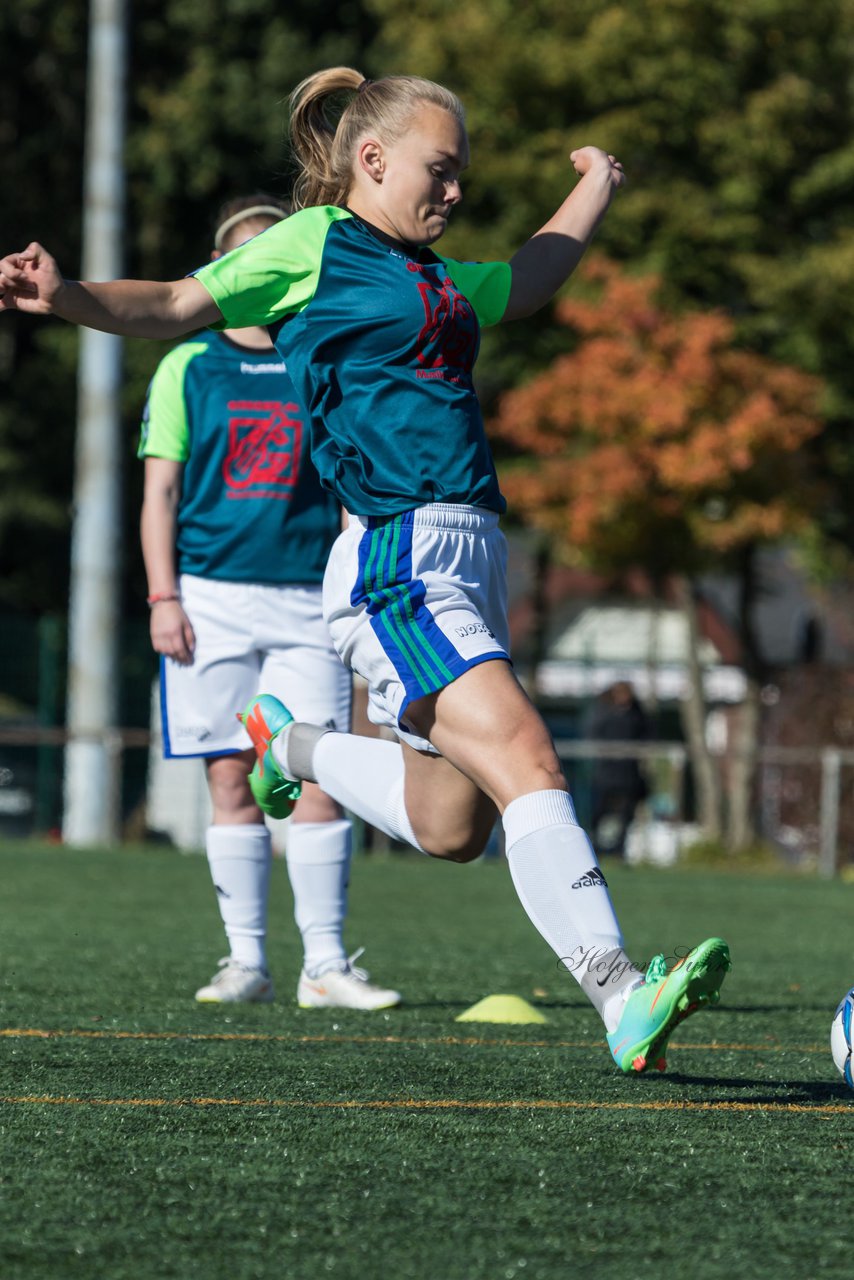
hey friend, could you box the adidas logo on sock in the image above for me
[571,867,608,890]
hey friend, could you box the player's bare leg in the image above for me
[403,659,565,833]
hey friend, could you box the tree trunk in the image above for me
[525,535,552,698]
[674,576,723,837]
[645,586,662,734]
[727,675,761,850]
[726,543,765,851]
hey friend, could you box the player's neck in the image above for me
[222,326,274,351]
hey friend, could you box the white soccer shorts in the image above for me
[160,575,351,758]
[322,504,511,753]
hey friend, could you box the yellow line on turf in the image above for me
[0,1094,851,1114]
[0,1027,821,1053]
[0,1027,826,1054]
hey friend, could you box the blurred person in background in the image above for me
[587,682,649,860]
[138,195,400,1011]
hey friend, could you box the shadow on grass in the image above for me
[515,999,587,1010]
[715,1002,837,1014]
[402,1000,478,1012]
[653,1072,849,1103]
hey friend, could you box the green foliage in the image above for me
[373,0,854,530]
[127,0,380,279]
[4,0,854,612]
[489,261,824,580]
[0,0,379,613]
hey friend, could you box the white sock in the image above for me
[504,791,641,1030]
[205,823,271,972]
[285,819,352,977]
[273,729,426,853]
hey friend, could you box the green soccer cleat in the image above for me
[238,693,302,819]
[606,937,731,1074]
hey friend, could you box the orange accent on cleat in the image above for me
[648,982,668,1015]
[242,705,273,776]
[655,1058,667,1072]
[632,1054,647,1071]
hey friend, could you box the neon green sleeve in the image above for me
[138,342,208,461]
[437,257,512,327]
[193,206,352,329]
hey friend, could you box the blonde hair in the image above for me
[288,67,466,209]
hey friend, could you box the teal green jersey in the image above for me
[139,330,340,584]
[193,207,512,518]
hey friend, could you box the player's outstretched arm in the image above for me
[503,147,625,322]
[0,242,221,338]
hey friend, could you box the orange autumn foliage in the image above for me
[489,261,823,571]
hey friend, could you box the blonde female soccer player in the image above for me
[0,69,729,1072]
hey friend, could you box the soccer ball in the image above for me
[830,988,854,1088]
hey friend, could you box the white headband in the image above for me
[214,204,287,250]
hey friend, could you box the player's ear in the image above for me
[210,249,222,262]
[356,139,385,184]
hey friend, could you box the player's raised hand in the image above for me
[570,147,625,189]
[0,242,65,315]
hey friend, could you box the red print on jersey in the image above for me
[222,401,303,500]
[408,263,477,377]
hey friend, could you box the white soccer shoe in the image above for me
[194,957,275,1004]
[297,949,401,1011]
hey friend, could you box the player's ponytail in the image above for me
[288,68,465,210]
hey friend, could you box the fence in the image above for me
[0,725,852,875]
[550,738,851,877]
[0,613,155,837]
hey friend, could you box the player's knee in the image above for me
[421,829,488,863]
[209,779,252,814]
[522,729,568,790]
[292,784,343,824]
[433,845,483,864]
[207,759,255,818]
[483,722,568,806]
[408,790,497,862]
[540,759,569,793]
[513,737,568,797]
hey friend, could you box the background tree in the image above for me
[2,0,853,776]
[374,0,854,537]
[5,0,854,616]
[0,0,380,614]
[489,260,825,846]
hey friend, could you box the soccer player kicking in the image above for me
[0,68,730,1071]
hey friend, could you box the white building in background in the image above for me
[535,602,747,704]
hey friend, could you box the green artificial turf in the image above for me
[1,842,853,1279]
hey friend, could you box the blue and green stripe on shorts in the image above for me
[351,512,471,716]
